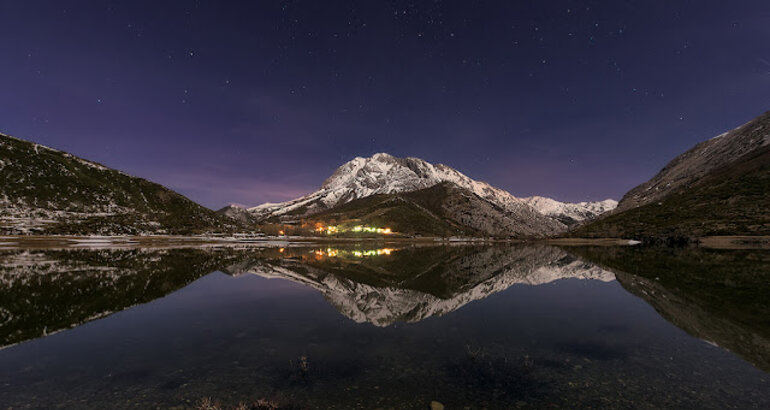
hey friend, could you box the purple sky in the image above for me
[1,1,769,209]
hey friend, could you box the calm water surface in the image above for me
[0,244,767,409]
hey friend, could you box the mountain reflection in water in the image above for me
[225,245,615,326]
[0,244,613,346]
[571,245,770,373]
[0,244,768,408]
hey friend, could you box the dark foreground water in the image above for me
[0,244,767,409]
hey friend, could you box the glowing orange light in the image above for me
[278,230,285,235]
[313,249,325,260]
[279,248,285,253]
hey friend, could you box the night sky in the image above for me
[2,1,769,209]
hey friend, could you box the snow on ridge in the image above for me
[523,196,617,222]
[709,131,729,141]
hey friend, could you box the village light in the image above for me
[313,224,393,235]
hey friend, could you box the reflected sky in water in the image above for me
[0,244,767,409]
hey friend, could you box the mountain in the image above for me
[572,111,770,238]
[249,153,615,237]
[0,132,242,235]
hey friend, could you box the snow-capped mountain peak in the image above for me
[319,153,514,204]
[248,153,615,230]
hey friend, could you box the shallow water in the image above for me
[0,244,767,408]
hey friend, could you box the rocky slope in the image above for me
[572,111,770,238]
[248,153,615,236]
[0,132,241,235]
[616,111,770,212]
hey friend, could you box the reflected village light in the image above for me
[307,248,396,259]
[351,248,395,257]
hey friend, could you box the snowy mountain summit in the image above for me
[248,153,616,234]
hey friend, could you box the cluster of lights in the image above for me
[351,225,392,234]
[313,224,393,235]
[315,225,339,234]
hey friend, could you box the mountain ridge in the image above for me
[248,152,616,236]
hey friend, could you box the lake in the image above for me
[0,243,768,409]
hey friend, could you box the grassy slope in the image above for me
[571,145,770,238]
[0,133,241,234]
